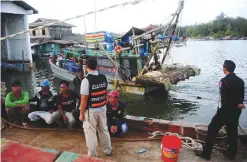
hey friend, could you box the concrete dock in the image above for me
[2,128,247,162]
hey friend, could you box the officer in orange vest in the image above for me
[79,58,112,157]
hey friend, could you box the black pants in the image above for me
[6,106,30,124]
[202,108,241,158]
[1,102,8,120]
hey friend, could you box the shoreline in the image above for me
[187,37,247,41]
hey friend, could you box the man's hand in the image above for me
[22,105,30,112]
[110,125,118,134]
[238,104,245,109]
[79,114,84,121]
[114,126,118,133]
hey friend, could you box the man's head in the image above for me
[86,58,97,72]
[108,90,120,105]
[40,79,51,92]
[11,80,21,94]
[59,80,69,94]
[223,60,236,74]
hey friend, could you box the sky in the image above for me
[25,0,247,34]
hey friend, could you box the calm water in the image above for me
[2,40,247,127]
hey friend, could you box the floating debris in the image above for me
[136,64,200,90]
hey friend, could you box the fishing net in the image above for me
[136,64,200,90]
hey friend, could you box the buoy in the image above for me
[161,135,181,162]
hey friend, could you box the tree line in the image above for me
[178,12,247,38]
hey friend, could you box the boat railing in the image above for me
[62,63,80,69]
[85,49,139,57]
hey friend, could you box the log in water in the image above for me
[136,64,200,90]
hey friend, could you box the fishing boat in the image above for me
[49,0,200,95]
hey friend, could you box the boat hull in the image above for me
[49,59,161,95]
[49,59,77,82]
[125,115,247,143]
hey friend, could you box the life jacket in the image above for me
[87,73,108,108]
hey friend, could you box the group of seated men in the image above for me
[4,79,128,137]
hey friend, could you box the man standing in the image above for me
[28,79,55,125]
[51,80,80,128]
[5,80,30,127]
[79,58,112,157]
[196,60,245,161]
[107,90,128,137]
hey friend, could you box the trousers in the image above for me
[51,110,76,128]
[6,105,30,124]
[107,120,128,137]
[202,108,241,158]
[83,110,112,157]
[28,111,53,124]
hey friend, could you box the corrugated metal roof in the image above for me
[31,39,76,46]
[29,18,76,27]
[63,34,85,44]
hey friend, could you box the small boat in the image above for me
[49,58,78,82]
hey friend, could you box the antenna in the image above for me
[94,0,97,31]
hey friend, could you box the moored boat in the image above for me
[48,0,200,95]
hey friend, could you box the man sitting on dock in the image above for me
[28,79,55,126]
[5,80,30,127]
[51,80,80,128]
[107,90,128,137]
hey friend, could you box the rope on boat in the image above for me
[195,124,227,139]
[148,131,203,151]
[0,0,149,41]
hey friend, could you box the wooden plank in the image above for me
[1,142,59,162]
[73,155,114,162]
[55,151,114,162]
[55,151,79,162]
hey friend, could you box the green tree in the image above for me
[179,15,247,38]
[225,24,231,36]
[216,12,226,20]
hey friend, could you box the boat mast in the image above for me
[161,0,184,64]
[138,0,184,76]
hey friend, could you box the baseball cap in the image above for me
[40,79,51,87]
[108,90,120,98]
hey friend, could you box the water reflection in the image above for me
[121,92,199,121]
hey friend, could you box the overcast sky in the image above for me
[25,0,247,34]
